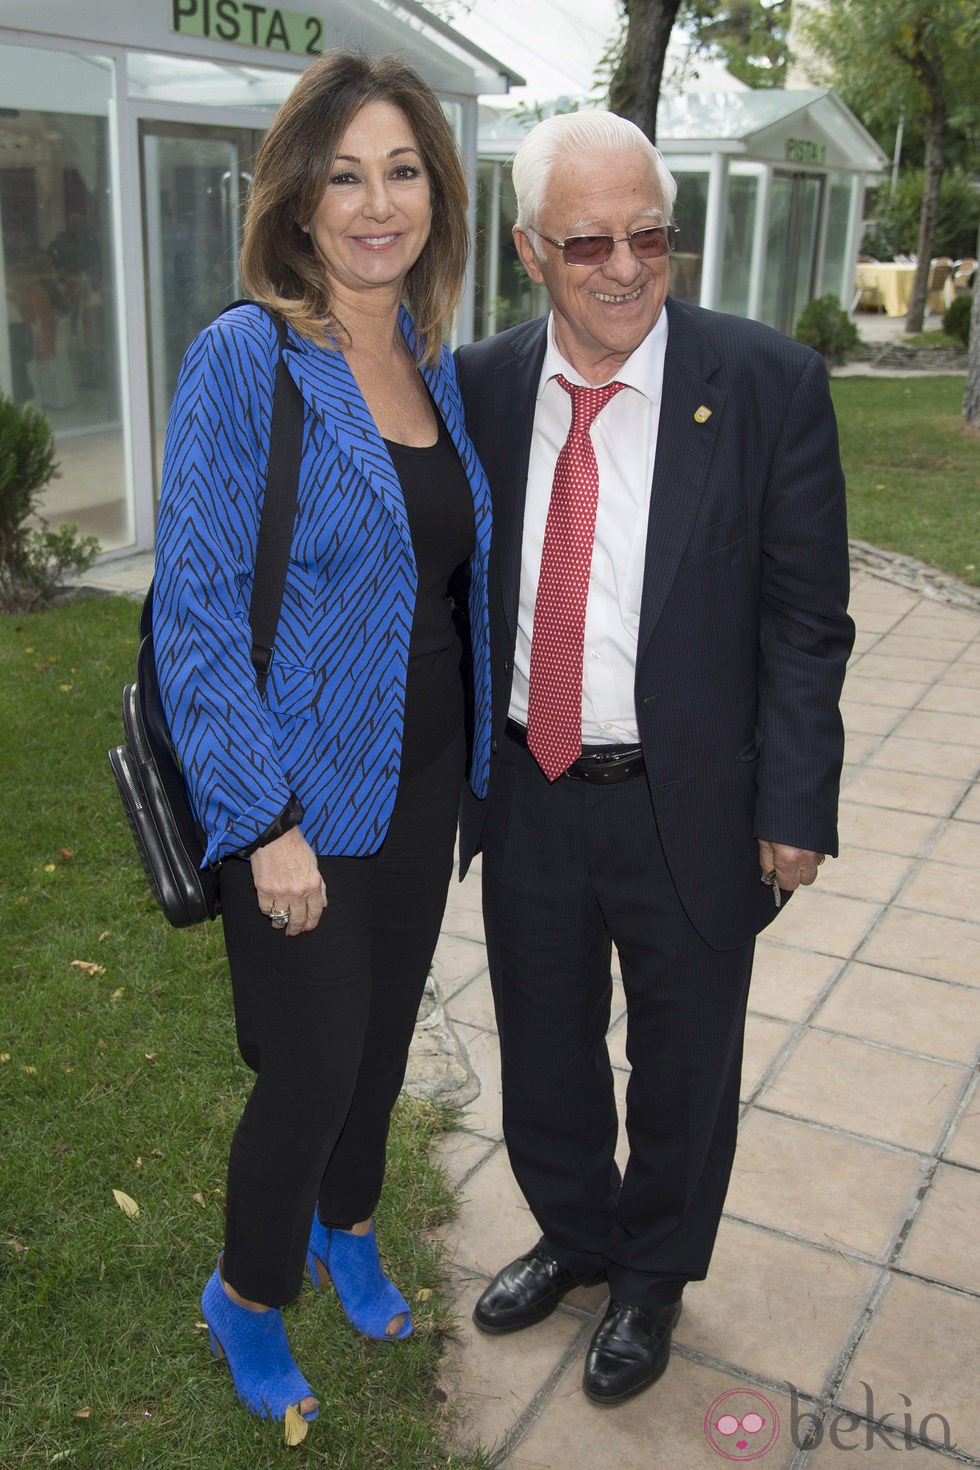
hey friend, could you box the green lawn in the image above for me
[831,374,980,588]
[0,596,487,1468]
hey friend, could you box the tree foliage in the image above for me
[862,168,980,261]
[680,0,791,88]
[798,0,979,145]
[601,1,792,133]
[798,0,980,334]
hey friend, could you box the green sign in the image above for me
[786,137,826,165]
[171,0,323,56]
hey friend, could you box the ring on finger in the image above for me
[269,906,290,929]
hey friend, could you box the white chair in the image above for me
[950,258,977,301]
[851,267,883,313]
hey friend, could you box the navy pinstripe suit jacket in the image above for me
[457,300,854,950]
[153,302,492,866]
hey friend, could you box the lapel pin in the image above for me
[694,405,712,423]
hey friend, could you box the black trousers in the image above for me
[481,734,754,1310]
[217,731,464,1307]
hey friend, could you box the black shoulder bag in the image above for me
[108,308,304,927]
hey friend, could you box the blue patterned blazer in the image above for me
[153,302,492,866]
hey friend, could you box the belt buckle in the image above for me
[568,746,643,783]
[580,745,640,768]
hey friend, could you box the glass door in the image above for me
[0,45,130,550]
[140,122,262,495]
[760,172,823,335]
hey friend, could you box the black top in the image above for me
[384,416,475,779]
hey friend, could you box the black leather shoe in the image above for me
[473,1244,605,1335]
[582,1298,682,1405]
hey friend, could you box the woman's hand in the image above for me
[250,826,327,935]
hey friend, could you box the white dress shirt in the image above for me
[509,311,668,744]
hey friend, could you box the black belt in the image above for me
[505,718,646,784]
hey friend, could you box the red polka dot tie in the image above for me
[527,375,626,782]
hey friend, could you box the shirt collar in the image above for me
[538,308,669,404]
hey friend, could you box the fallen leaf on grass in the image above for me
[74,1407,91,1419]
[98,930,110,941]
[112,1189,140,1218]
[110,987,125,1001]
[60,848,74,861]
[191,1192,206,1208]
[416,1288,432,1301]
[4,1237,27,1254]
[43,863,56,872]
[71,961,105,977]
[150,1148,163,1157]
[144,1052,157,1063]
[283,1404,309,1446]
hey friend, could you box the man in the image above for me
[455,110,854,1408]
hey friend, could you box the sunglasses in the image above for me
[532,224,678,267]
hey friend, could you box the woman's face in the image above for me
[305,99,432,303]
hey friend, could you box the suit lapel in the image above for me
[488,320,547,650]
[637,302,724,663]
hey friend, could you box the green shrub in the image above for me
[0,390,99,610]
[793,294,861,366]
[943,291,972,347]
[862,169,980,261]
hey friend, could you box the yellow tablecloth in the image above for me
[853,262,916,316]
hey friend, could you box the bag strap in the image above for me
[246,310,304,695]
[144,302,303,696]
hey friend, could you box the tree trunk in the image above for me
[905,98,944,334]
[608,0,682,142]
[963,220,980,427]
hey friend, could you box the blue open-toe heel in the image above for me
[201,1260,319,1421]
[306,1213,413,1340]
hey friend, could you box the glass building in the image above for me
[0,0,519,559]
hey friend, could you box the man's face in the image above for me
[514,148,671,384]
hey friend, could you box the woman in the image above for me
[152,50,491,1429]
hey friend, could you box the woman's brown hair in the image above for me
[240,50,469,365]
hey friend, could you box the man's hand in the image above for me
[251,826,327,935]
[757,840,826,893]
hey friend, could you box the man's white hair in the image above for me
[512,109,677,255]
